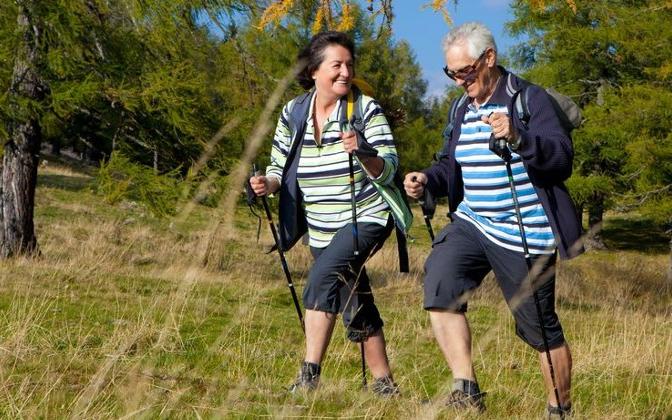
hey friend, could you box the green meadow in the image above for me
[0,157,669,419]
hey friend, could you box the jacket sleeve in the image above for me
[513,85,574,182]
[422,157,451,199]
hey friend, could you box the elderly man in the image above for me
[404,22,582,418]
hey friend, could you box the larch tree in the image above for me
[0,0,251,258]
[507,0,672,252]
[1,0,45,257]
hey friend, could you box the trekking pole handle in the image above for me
[412,176,435,241]
[410,176,425,204]
[486,111,512,162]
[498,136,507,151]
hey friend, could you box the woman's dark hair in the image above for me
[296,31,355,90]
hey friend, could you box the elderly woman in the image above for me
[249,31,400,396]
[404,22,581,418]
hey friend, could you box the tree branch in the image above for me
[613,184,672,212]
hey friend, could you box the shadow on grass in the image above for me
[602,216,669,254]
[37,173,95,192]
[37,151,100,192]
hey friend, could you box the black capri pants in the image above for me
[304,216,393,342]
[424,216,566,351]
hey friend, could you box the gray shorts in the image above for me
[304,217,393,342]
[424,216,566,351]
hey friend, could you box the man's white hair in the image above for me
[441,21,498,60]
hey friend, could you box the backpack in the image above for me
[440,73,582,157]
[515,84,582,133]
[286,80,412,272]
[344,83,414,234]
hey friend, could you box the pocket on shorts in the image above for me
[432,223,452,246]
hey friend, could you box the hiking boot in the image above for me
[545,403,572,419]
[371,376,400,397]
[288,362,320,393]
[446,389,486,412]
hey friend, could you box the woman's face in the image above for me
[312,44,354,101]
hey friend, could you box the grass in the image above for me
[0,158,670,419]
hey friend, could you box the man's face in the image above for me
[444,43,494,102]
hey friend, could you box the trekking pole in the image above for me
[350,152,367,389]
[411,176,435,241]
[348,156,360,257]
[344,120,366,389]
[494,137,563,413]
[252,164,305,334]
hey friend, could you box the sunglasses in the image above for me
[443,50,487,81]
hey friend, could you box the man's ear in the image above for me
[486,48,496,68]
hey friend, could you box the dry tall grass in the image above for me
[0,161,669,419]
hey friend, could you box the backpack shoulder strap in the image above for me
[445,93,468,137]
[344,84,364,126]
[514,86,531,129]
[438,93,468,159]
[506,72,531,129]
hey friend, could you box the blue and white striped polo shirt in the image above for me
[454,102,556,255]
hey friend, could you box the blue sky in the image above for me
[389,0,522,98]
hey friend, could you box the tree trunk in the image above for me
[575,203,584,232]
[584,192,608,251]
[50,138,61,155]
[1,0,45,258]
[583,79,609,252]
